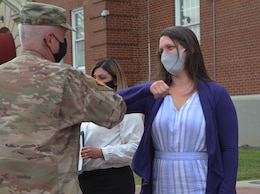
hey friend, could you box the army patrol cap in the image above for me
[20,2,76,31]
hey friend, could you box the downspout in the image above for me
[213,0,216,81]
[147,0,151,81]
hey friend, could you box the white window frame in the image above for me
[175,0,200,42]
[71,7,85,71]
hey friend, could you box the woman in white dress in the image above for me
[118,26,238,194]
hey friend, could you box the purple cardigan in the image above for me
[118,80,238,194]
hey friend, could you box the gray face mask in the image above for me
[161,48,185,75]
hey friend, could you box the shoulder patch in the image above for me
[90,76,105,86]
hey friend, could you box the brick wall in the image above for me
[84,0,149,86]
[201,0,260,95]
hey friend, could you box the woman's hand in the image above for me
[81,146,104,159]
[150,80,170,99]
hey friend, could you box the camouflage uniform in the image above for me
[0,50,126,193]
[0,2,126,193]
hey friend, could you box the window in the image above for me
[175,0,200,42]
[72,7,85,70]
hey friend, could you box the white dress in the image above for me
[151,92,208,194]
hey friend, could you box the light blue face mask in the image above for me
[161,48,186,75]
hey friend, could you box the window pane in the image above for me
[176,0,200,42]
[72,7,85,70]
[181,0,199,25]
[75,12,84,40]
[75,40,85,68]
[189,25,200,41]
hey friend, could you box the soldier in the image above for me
[0,2,126,194]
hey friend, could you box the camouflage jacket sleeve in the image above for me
[60,67,126,129]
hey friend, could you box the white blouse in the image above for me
[80,113,144,171]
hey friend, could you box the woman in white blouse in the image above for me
[79,58,144,194]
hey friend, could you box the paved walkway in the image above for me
[236,180,260,194]
[135,180,260,194]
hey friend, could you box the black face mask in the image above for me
[105,80,116,89]
[52,35,67,62]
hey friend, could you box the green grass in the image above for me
[134,147,260,185]
[237,147,260,181]
[134,173,142,185]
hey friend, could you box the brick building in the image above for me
[1,0,259,95]
[1,0,259,145]
[31,0,260,146]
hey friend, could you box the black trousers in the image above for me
[78,166,135,194]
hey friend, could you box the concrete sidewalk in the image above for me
[135,180,260,194]
[236,180,260,194]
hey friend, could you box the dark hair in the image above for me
[91,58,128,90]
[157,26,212,90]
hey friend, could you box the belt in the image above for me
[154,151,208,160]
